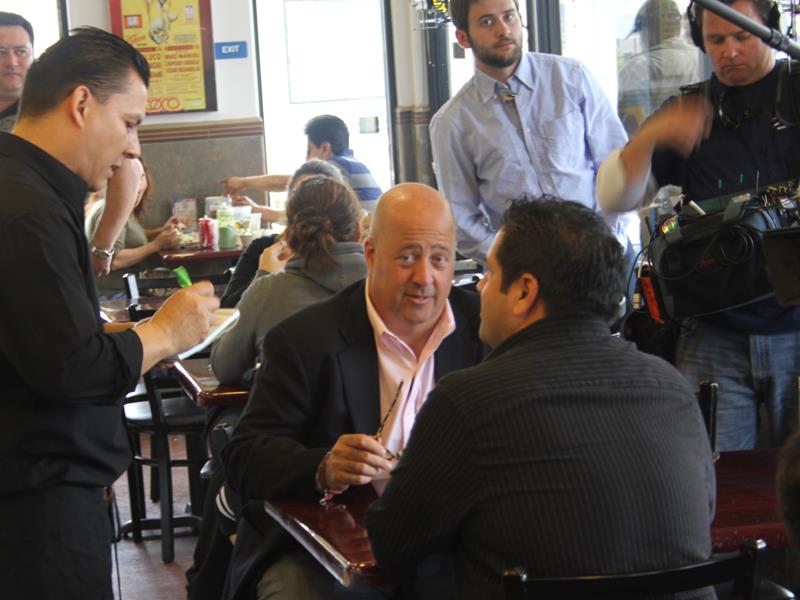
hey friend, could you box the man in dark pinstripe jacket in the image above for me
[367,198,716,600]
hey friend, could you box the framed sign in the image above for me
[109,0,218,114]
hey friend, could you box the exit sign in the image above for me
[214,41,248,60]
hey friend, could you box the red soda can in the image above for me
[199,218,211,248]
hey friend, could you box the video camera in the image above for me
[637,179,800,323]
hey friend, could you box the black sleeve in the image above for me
[647,95,689,190]
[221,322,327,503]
[0,209,142,404]
[651,147,687,190]
[365,385,477,574]
[220,234,278,308]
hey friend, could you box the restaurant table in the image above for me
[264,447,787,589]
[711,447,787,553]
[99,296,164,323]
[158,245,243,267]
[170,357,250,407]
[265,485,395,588]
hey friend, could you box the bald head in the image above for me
[365,182,457,354]
[370,182,455,243]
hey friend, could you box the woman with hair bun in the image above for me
[219,159,346,308]
[211,174,366,384]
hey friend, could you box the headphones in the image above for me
[687,0,781,51]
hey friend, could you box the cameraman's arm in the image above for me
[599,95,712,214]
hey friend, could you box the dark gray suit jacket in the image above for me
[221,280,484,599]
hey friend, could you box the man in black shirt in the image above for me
[0,12,33,133]
[0,28,218,599]
[597,0,800,450]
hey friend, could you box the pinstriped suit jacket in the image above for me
[367,315,715,600]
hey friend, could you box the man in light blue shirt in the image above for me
[433,0,633,264]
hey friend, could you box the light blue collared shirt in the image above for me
[431,52,630,263]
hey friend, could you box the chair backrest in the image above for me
[697,380,719,452]
[503,539,763,600]
[124,269,234,300]
[124,270,180,300]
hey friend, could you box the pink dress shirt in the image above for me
[364,281,455,493]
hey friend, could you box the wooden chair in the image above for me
[122,368,208,563]
[502,539,793,599]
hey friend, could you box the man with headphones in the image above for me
[597,0,800,451]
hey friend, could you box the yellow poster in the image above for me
[110,0,217,114]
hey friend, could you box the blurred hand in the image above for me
[259,239,292,273]
[148,281,219,355]
[219,177,247,196]
[643,94,713,157]
[155,225,181,249]
[232,195,259,208]
[322,434,394,491]
[91,253,112,278]
[164,216,184,230]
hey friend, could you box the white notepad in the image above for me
[177,308,239,360]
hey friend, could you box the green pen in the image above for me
[173,266,192,288]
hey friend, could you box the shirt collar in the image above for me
[0,132,89,212]
[488,314,612,360]
[474,53,533,104]
[0,100,18,120]
[364,277,456,358]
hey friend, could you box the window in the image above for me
[558,1,705,134]
[256,0,393,207]
[1,2,64,57]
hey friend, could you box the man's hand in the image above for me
[232,195,259,208]
[322,434,395,491]
[640,94,713,157]
[617,94,713,195]
[133,281,220,373]
[220,176,248,196]
[150,282,219,350]
[91,253,112,277]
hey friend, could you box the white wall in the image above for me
[67,0,260,124]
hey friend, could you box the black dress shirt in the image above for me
[0,132,143,493]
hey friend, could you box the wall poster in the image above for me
[109,0,218,114]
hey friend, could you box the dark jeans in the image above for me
[0,485,113,600]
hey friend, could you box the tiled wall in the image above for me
[137,119,267,229]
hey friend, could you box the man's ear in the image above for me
[364,236,376,268]
[67,85,93,128]
[455,28,471,49]
[511,273,539,317]
[319,141,334,159]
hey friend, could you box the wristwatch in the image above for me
[91,245,115,259]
